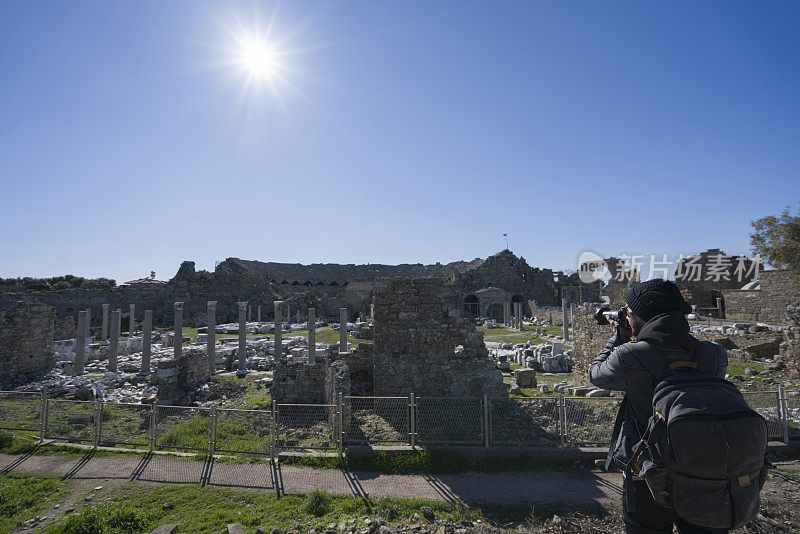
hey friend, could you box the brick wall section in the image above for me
[155,348,212,405]
[571,304,612,386]
[272,359,327,404]
[0,301,55,388]
[723,270,800,324]
[372,278,507,397]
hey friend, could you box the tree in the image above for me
[750,206,800,271]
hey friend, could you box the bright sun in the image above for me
[238,39,278,79]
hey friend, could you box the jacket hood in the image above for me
[635,311,698,353]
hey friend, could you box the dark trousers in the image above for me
[623,479,729,534]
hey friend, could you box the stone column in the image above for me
[207,301,217,374]
[101,303,109,342]
[84,309,91,343]
[257,304,261,323]
[503,301,511,327]
[140,310,152,375]
[716,297,724,320]
[307,308,316,364]
[247,305,251,323]
[297,310,300,324]
[370,304,374,323]
[237,302,248,376]
[129,303,136,335]
[562,298,570,341]
[74,311,87,375]
[109,309,120,372]
[174,302,183,360]
[339,307,348,353]
[274,301,283,361]
[287,305,291,325]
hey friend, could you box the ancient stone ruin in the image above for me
[372,278,506,398]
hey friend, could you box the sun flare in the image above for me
[238,39,279,80]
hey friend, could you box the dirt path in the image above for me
[0,452,621,507]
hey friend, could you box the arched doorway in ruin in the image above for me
[463,294,479,316]
[485,303,503,321]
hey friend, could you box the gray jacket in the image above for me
[588,312,728,470]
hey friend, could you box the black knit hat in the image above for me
[624,279,692,322]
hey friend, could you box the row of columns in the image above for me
[502,301,525,330]
[74,300,352,377]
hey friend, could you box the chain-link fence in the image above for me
[416,397,483,445]
[45,399,96,443]
[0,391,42,435]
[784,390,800,442]
[563,397,621,447]
[343,396,410,445]
[742,391,783,441]
[214,408,272,455]
[98,402,152,448]
[2,388,798,454]
[275,404,337,451]
[488,397,560,447]
[154,405,212,452]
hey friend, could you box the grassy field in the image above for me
[44,484,484,534]
[0,474,72,534]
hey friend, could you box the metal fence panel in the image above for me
[45,399,96,443]
[154,405,212,452]
[98,403,152,448]
[0,391,41,433]
[416,397,483,446]
[215,408,272,454]
[784,390,800,442]
[742,391,783,441]
[275,404,336,450]
[343,396,410,445]
[488,397,561,447]
[563,397,621,447]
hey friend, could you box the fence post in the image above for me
[39,390,47,442]
[559,395,566,447]
[209,407,217,456]
[483,395,490,448]
[409,393,416,448]
[149,402,157,452]
[270,400,276,463]
[93,399,102,448]
[337,393,344,454]
[779,387,789,444]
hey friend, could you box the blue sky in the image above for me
[1,1,798,283]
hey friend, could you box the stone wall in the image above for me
[571,304,611,386]
[529,301,563,326]
[723,270,800,324]
[674,249,759,313]
[271,358,327,404]
[780,303,800,374]
[0,301,56,388]
[156,348,212,405]
[1,250,590,335]
[372,278,507,397]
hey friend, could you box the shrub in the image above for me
[51,503,153,534]
[304,490,331,517]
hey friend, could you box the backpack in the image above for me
[625,361,769,530]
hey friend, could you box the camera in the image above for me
[594,307,629,330]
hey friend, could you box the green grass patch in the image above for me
[47,484,482,534]
[0,474,72,534]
